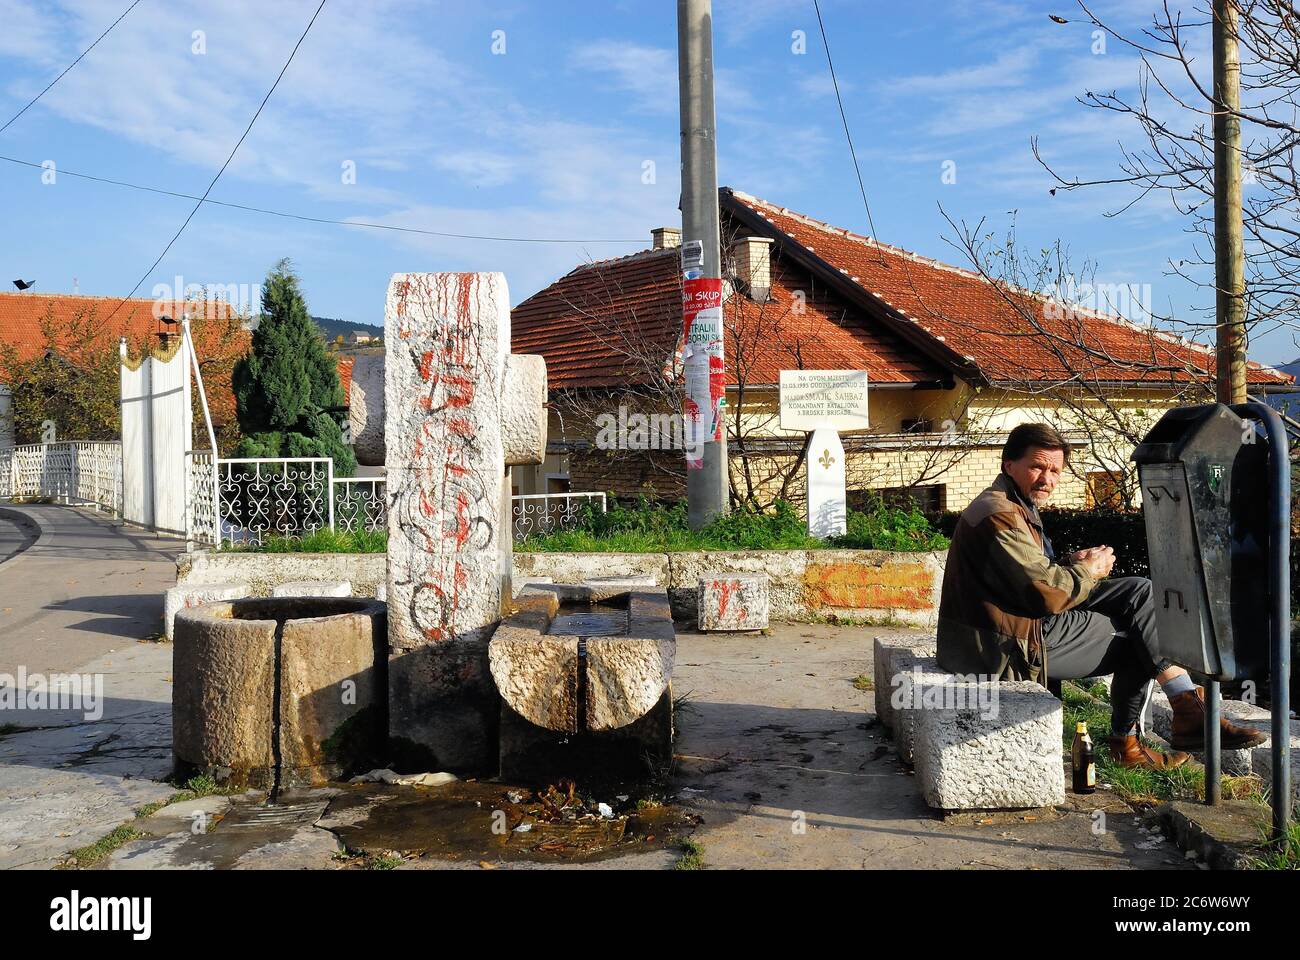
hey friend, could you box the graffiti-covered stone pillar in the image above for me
[384,272,546,770]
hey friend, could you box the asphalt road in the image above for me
[0,504,184,674]
[0,511,37,566]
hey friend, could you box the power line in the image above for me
[0,0,145,136]
[812,0,888,269]
[103,0,329,326]
[0,153,644,244]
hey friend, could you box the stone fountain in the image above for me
[173,271,674,786]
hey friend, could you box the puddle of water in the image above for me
[322,780,697,864]
[548,603,627,638]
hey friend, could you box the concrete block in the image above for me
[271,580,352,598]
[164,582,248,641]
[914,678,1064,811]
[697,573,770,631]
[872,635,936,730]
[891,656,950,766]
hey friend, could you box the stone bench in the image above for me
[164,582,249,641]
[697,573,770,631]
[873,635,1064,811]
[271,580,352,598]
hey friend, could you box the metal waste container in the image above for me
[1131,403,1269,681]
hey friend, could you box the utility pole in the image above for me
[677,0,729,528]
[1208,0,1246,805]
[1214,0,1246,407]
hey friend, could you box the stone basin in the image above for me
[173,597,387,789]
[488,581,675,782]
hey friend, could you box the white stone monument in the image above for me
[806,426,847,538]
[779,370,868,539]
[384,271,547,770]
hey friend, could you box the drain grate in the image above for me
[221,799,329,829]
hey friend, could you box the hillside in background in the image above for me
[313,316,381,341]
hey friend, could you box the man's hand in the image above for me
[1068,545,1115,579]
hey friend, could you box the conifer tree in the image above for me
[232,259,356,475]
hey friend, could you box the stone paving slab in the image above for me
[0,641,174,869]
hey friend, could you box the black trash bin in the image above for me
[1131,402,1269,681]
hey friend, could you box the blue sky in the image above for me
[1,0,1292,365]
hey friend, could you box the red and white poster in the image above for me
[681,277,725,469]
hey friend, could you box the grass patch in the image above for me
[518,497,946,554]
[369,852,404,870]
[852,674,874,692]
[222,528,386,554]
[674,838,705,870]
[63,824,145,869]
[1060,681,1202,806]
[1249,819,1300,870]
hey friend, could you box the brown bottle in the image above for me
[1071,721,1097,794]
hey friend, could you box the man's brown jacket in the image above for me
[936,473,1096,684]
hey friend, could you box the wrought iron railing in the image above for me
[333,476,387,534]
[0,441,121,513]
[188,459,601,549]
[511,491,606,541]
[185,455,389,548]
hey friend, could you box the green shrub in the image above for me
[518,496,947,553]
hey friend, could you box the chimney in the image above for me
[732,236,774,302]
[651,226,681,250]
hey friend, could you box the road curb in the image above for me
[0,504,47,572]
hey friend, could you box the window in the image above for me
[901,418,934,434]
[1085,471,1125,510]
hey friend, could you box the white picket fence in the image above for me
[0,442,122,513]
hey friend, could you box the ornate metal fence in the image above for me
[0,441,121,513]
[185,455,389,548]
[511,492,606,541]
[333,476,387,534]
[186,459,601,549]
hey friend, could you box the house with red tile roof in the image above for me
[511,189,1291,511]
[0,292,250,448]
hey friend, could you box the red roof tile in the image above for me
[0,292,246,366]
[510,190,1290,392]
[725,190,1290,387]
[511,245,948,389]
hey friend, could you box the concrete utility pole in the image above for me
[677,0,729,528]
[1208,0,1246,805]
[1214,0,1247,407]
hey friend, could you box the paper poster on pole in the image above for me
[681,277,725,469]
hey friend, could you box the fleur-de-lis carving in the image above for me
[818,448,835,470]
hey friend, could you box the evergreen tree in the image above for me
[232,259,357,476]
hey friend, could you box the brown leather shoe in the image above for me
[1107,735,1191,770]
[1168,687,1268,751]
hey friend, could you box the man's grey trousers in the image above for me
[1043,576,1170,734]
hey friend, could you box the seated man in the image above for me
[937,422,1266,769]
